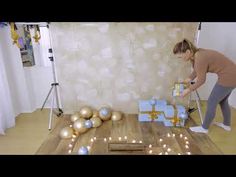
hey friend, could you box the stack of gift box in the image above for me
[138,82,189,127]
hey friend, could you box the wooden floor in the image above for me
[36,114,222,155]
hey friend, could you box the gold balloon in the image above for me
[92,110,99,118]
[79,106,93,119]
[111,111,123,121]
[70,112,81,123]
[73,118,87,133]
[90,117,102,128]
[59,127,74,139]
[99,107,112,121]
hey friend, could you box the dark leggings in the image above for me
[202,83,235,129]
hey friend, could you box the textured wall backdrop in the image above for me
[50,22,198,114]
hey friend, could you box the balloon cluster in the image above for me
[59,106,123,142]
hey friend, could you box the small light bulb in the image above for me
[132,140,136,143]
[68,150,72,154]
[177,153,181,155]
[71,138,75,142]
[163,144,167,148]
[149,144,152,148]
[180,134,183,138]
[124,136,127,140]
[72,134,76,138]
[109,137,112,141]
[165,152,168,155]
[149,150,153,154]
[184,136,188,140]
[139,140,143,143]
[186,152,191,155]
[185,141,189,145]
[69,125,73,128]
[159,138,163,142]
[159,152,163,155]
[167,148,171,152]
[94,137,97,140]
[118,137,122,141]
[185,145,189,149]
[87,146,91,150]
[68,144,73,148]
[172,134,175,137]
[104,138,107,142]
[167,133,171,137]
[90,139,94,142]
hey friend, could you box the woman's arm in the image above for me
[189,57,208,91]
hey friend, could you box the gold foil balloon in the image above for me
[59,127,74,139]
[92,110,99,118]
[79,106,93,119]
[99,107,112,121]
[70,112,81,123]
[111,111,123,121]
[90,117,102,128]
[73,118,87,133]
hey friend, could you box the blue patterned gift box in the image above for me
[138,99,167,122]
[138,98,188,127]
[162,104,188,127]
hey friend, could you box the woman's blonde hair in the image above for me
[173,38,198,54]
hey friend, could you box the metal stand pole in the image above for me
[187,22,204,124]
[41,23,63,130]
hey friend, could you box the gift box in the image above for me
[163,104,188,127]
[172,83,187,97]
[138,98,188,127]
[138,99,167,122]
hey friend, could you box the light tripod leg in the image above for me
[188,92,192,109]
[48,88,55,130]
[195,91,204,124]
[41,85,53,111]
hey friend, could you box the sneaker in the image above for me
[214,122,231,131]
[189,126,208,134]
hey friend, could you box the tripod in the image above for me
[41,24,63,130]
[187,82,204,124]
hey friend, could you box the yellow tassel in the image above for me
[33,25,41,43]
[10,22,20,48]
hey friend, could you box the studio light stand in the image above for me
[41,23,63,130]
[187,22,204,124]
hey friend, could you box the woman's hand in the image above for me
[181,88,191,98]
[183,78,192,84]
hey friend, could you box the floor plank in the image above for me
[36,115,71,154]
[36,114,222,155]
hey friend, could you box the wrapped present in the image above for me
[138,98,188,126]
[163,104,188,127]
[138,98,167,122]
[172,82,187,97]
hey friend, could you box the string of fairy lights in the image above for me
[66,130,192,155]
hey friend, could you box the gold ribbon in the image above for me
[165,105,183,127]
[140,104,163,121]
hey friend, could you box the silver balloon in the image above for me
[179,112,188,120]
[84,120,93,128]
[99,107,112,121]
[78,146,89,155]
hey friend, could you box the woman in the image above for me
[173,39,236,133]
